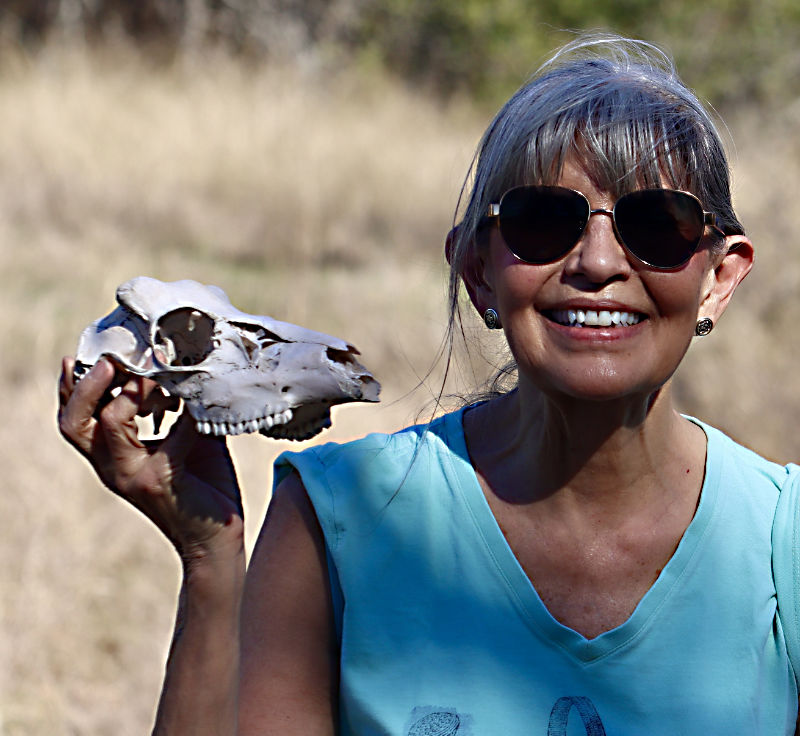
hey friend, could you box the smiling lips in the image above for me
[546,309,645,328]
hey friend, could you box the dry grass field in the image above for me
[1,42,799,734]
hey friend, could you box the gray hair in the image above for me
[445,33,744,400]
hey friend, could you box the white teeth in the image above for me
[193,410,294,436]
[550,309,641,327]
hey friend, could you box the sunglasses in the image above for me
[485,186,726,270]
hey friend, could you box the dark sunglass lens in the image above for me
[614,190,704,268]
[499,186,588,263]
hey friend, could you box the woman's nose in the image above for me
[562,210,633,284]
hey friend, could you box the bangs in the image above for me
[515,82,711,199]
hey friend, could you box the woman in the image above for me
[59,34,800,734]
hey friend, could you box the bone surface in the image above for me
[75,277,380,440]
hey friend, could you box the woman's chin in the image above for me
[530,366,668,406]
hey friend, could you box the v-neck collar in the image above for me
[440,408,722,664]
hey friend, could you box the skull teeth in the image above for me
[194,409,294,437]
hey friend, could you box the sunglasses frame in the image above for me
[486,185,727,270]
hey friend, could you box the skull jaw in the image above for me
[261,403,332,441]
[161,352,380,440]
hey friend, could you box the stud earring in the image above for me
[695,317,714,336]
[483,308,502,330]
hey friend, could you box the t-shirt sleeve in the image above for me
[771,462,800,687]
[272,430,423,642]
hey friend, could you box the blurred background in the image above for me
[2,1,800,733]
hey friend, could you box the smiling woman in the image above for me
[57,33,800,736]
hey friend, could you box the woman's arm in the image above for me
[154,475,339,736]
[153,548,246,734]
[239,471,339,734]
[153,472,339,736]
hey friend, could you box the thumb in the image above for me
[59,358,116,455]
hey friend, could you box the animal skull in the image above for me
[75,277,380,440]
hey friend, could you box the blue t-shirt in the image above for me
[275,409,800,735]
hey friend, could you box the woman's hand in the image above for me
[58,356,244,566]
[59,357,339,733]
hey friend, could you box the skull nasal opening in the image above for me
[155,308,216,366]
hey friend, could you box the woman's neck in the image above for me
[465,380,706,520]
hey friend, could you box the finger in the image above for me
[58,358,116,453]
[59,355,75,391]
[138,349,181,417]
[58,356,77,409]
[138,375,163,401]
[137,382,181,418]
[98,373,149,452]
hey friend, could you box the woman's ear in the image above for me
[700,235,754,323]
[446,225,496,316]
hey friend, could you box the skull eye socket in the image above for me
[155,309,215,367]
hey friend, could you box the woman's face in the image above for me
[473,156,752,403]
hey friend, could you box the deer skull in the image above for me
[75,277,380,440]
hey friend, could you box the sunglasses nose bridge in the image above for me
[566,205,633,277]
[585,207,622,243]
[586,206,628,251]
[588,207,616,235]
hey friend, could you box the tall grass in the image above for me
[1,43,798,734]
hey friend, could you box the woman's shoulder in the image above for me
[272,406,471,550]
[691,416,800,495]
[277,406,463,474]
[274,405,467,500]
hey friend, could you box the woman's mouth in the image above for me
[544,309,646,328]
